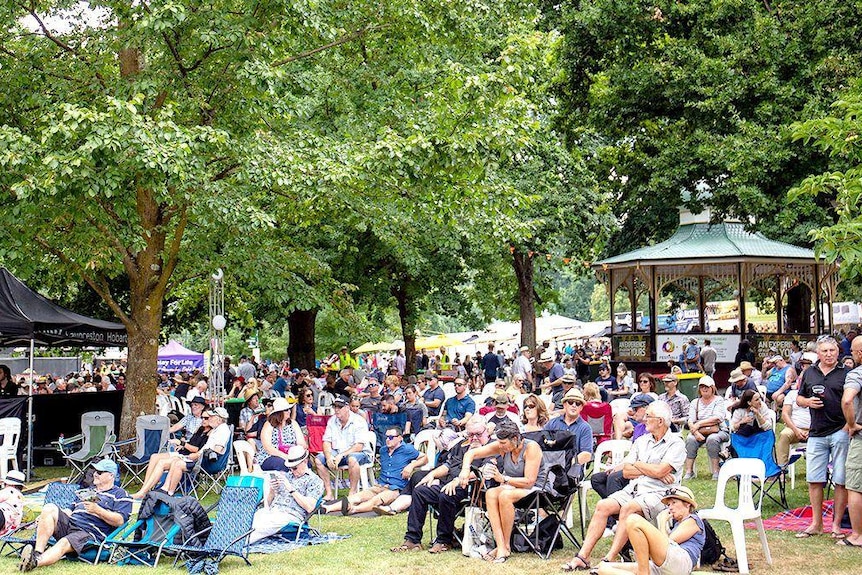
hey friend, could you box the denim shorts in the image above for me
[316,451,370,468]
[806,429,849,485]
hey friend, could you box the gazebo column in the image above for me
[737,262,746,334]
[814,264,822,334]
[697,276,705,332]
[775,274,784,334]
[609,268,615,336]
[649,266,657,361]
[629,274,637,331]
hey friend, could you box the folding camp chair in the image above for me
[305,414,330,455]
[105,499,182,567]
[0,482,79,557]
[109,414,171,488]
[167,485,259,567]
[188,426,235,499]
[730,430,790,509]
[512,430,583,559]
[580,402,613,446]
[55,411,116,483]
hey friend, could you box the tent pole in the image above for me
[27,338,34,480]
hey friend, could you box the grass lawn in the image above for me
[3,464,861,575]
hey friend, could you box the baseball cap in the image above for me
[207,407,229,419]
[629,395,655,410]
[698,375,717,388]
[493,391,509,404]
[93,459,119,476]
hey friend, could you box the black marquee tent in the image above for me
[0,267,127,347]
[0,267,127,478]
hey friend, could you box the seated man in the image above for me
[20,460,132,572]
[483,392,521,429]
[439,378,475,430]
[0,470,26,537]
[612,395,653,440]
[249,446,325,543]
[322,425,427,515]
[562,401,686,571]
[391,416,491,553]
[314,395,372,501]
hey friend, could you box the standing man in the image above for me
[700,339,717,377]
[393,350,406,376]
[511,345,533,390]
[683,337,701,373]
[482,343,501,386]
[841,336,862,548]
[540,351,566,396]
[796,336,849,539]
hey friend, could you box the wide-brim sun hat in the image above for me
[662,485,697,509]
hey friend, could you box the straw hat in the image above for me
[661,485,697,509]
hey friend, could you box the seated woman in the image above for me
[729,389,773,437]
[596,486,704,575]
[682,376,728,481]
[255,397,307,471]
[521,394,549,432]
[238,386,263,437]
[132,416,211,499]
[631,373,659,402]
[616,363,635,397]
[457,420,546,563]
[294,385,317,431]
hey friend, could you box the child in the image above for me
[0,470,26,537]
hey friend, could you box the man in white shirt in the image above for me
[315,396,371,501]
[511,345,533,388]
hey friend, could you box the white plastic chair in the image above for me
[317,392,334,415]
[610,398,631,417]
[358,429,377,490]
[788,444,806,490]
[699,458,772,575]
[578,439,632,529]
[0,417,22,479]
[412,429,437,471]
[232,440,263,475]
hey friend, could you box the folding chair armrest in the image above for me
[109,438,137,449]
[178,525,214,547]
[55,434,84,453]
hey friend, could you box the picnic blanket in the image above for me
[746,499,851,533]
[249,532,349,554]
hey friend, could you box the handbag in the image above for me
[695,401,721,436]
[276,427,293,454]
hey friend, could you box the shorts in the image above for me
[315,451,371,468]
[806,429,849,485]
[53,511,95,555]
[845,436,862,493]
[651,541,693,575]
[607,489,665,522]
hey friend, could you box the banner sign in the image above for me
[655,334,741,363]
[612,335,651,362]
[753,335,817,363]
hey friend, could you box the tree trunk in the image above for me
[287,308,318,370]
[513,251,537,350]
[121,284,163,441]
[392,282,418,375]
[785,284,812,334]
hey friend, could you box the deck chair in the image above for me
[190,426,235,499]
[580,402,613,446]
[110,414,171,488]
[0,482,80,557]
[0,417,22,480]
[55,411,116,483]
[511,430,583,559]
[167,485,259,567]
[105,499,182,567]
[730,430,789,508]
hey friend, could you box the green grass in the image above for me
[3,466,861,575]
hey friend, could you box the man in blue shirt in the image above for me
[441,378,476,430]
[322,426,426,515]
[272,369,289,397]
[544,388,594,467]
[595,365,618,402]
[20,459,132,572]
[481,343,502,384]
[423,374,446,417]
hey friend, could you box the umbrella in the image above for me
[414,334,465,349]
[352,342,380,354]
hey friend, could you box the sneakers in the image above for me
[683,472,695,480]
[19,544,40,572]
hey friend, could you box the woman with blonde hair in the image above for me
[521,393,549,431]
[583,381,603,403]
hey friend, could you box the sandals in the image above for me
[428,541,453,553]
[561,555,591,571]
[795,529,822,539]
[390,541,423,552]
[831,531,847,540]
[373,505,396,516]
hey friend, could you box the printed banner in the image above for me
[612,335,651,362]
[655,334,741,363]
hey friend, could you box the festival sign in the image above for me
[613,334,651,362]
[655,334,741,363]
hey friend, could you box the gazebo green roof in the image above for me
[596,222,819,267]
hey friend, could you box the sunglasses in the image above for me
[466,432,484,439]
[385,434,400,440]
[455,382,467,387]
[563,399,583,406]
[524,403,537,409]
[639,379,649,383]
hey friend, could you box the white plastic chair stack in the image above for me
[699,458,772,575]
[0,417,22,479]
[412,429,437,471]
[578,439,631,529]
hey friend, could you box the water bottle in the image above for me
[59,433,64,445]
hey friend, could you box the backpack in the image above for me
[700,518,724,565]
[510,514,564,554]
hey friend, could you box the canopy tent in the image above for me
[157,340,204,372]
[414,334,464,349]
[0,267,127,480]
[0,268,127,347]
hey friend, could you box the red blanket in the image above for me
[745,500,850,533]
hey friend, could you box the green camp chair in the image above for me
[55,411,116,483]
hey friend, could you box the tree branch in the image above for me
[85,209,139,284]
[32,237,132,326]
[271,24,379,67]
[156,204,188,297]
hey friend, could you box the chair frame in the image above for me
[0,417,22,480]
[110,414,171,488]
[55,411,116,483]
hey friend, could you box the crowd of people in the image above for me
[7,328,862,573]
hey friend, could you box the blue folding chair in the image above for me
[192,427,235,500]
[730,430,793,509]
[109,414,171,488]
[166,485,259,567]
[105,499,182,567]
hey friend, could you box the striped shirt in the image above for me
[69,485,132,540]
